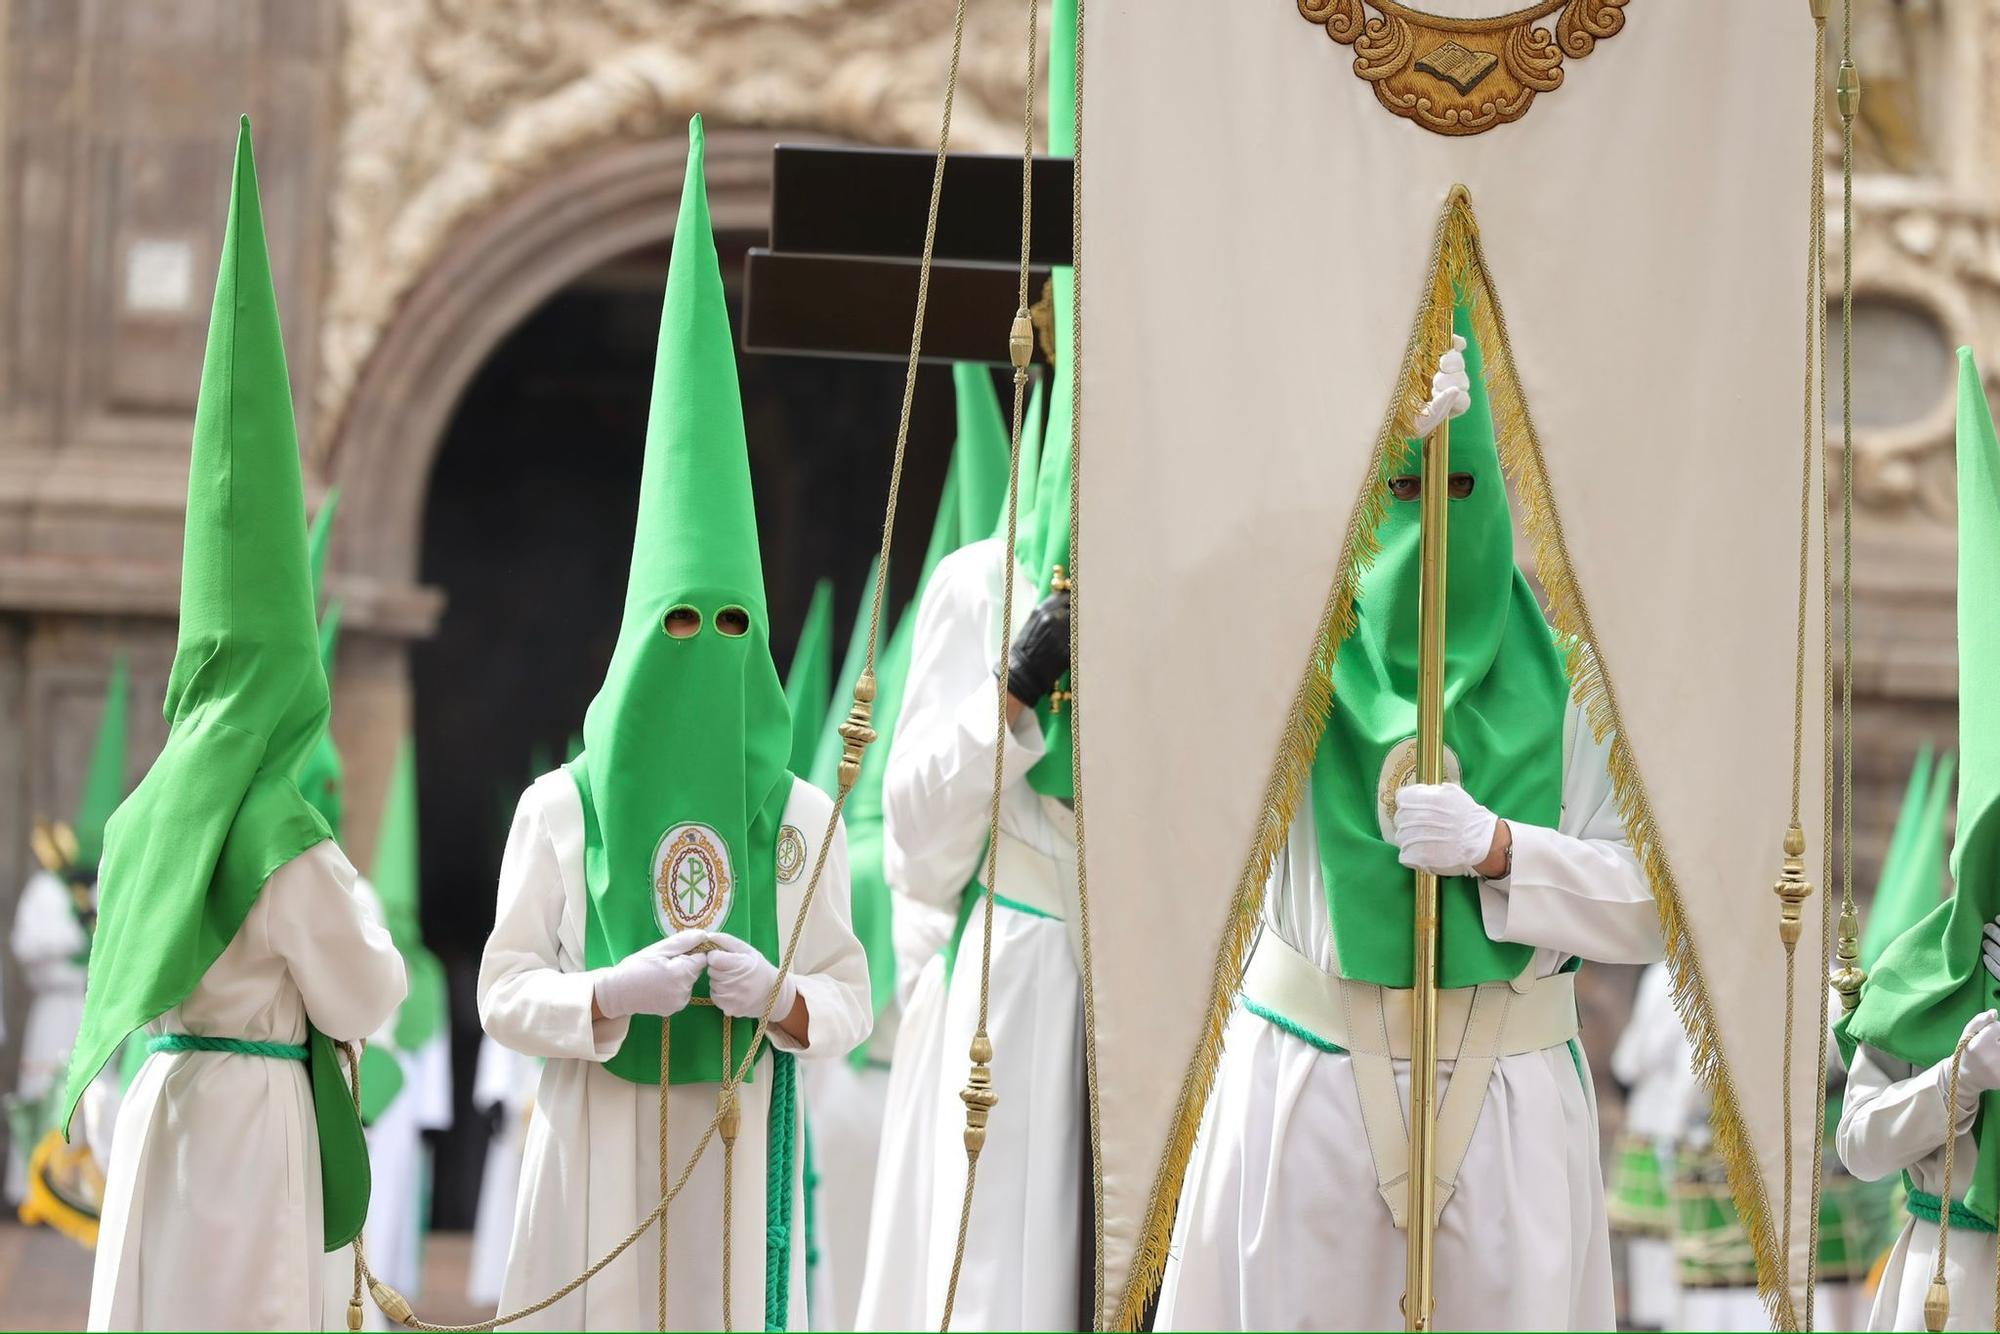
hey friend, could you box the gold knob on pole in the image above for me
[1009,307,1034,371]
[1773,824,1813,953]
[836,672,879,795]
[961,1032,998,1157]
[1831,901,1866,1013]
[1924,1276,1949,1332]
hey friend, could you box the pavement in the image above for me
[0,1220,495,1331]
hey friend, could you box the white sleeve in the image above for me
[12,871,89,984]
[1478,702,1663,965]
[477,785,630,1063]
[774,796,873,1060]
[882,548,1047,909]
[264,841,408,1043]
[1837,1043,1972,1183]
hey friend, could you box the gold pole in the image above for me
[1404,411,1449,1332]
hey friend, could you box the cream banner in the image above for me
[1075,1,1821,1325]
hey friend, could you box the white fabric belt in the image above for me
[976,826,1067,922]
[1241,929,1580,1227]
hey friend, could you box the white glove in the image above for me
[704,931,799,1022]
[1412,334,1472,439]
[1391,781,1501,879]
[1954,1010,2000,1108]
[593,929,708,1020]
[1982,918,2000,983]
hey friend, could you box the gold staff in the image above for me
[1403,403,1450,1332]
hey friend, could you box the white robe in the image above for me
[1610,961,1693,1329]
[479,770,872,1331]
[468,1034,538,1306]
[852,897,954,1332]
[8,869,88,1202]
[802,1051,888,1331]
[1839,1043,1989,1331]
[878,537,1085,1332]
[89,840,408,1331]
[1157,700,1663,1332]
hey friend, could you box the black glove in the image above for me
[1003,588,1071,708]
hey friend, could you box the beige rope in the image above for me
[657,1021,669,1332]
[938,0,1038,1327]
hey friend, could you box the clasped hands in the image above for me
[1392,782,1512,881]
[593,929,796,1022]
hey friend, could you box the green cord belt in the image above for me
[1906,1185,1999,1234]
[146,1033,308,1062]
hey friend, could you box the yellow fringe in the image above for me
[17,1129,101,1250]
[1112,187,1798,1332]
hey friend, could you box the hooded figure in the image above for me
[477,117,869,1331]
[82,120,406,1332]
[799,363,1019,1332]
[1155,303,1662,1332]
[874,9,1095,1317]
[7,656,129,1225]
[1839,348,2000,1332]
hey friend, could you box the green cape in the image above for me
[1311,305,1567,988]
[1860,745,1953,970]
[785,579,836,775]
[1845,348,2000,1224]
[72,656,132,877]
[1019,0,1078,801]
[572,117,791,1087]
[298,491,344,837]
[377,738,446,1057]
[64,120,367,1248]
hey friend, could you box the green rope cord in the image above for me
[146,1033,307,1061]
[765,1049,798,1330]
[1242,999,1346,1056]
[803,1106,822,1273]
[1905,1183,1999,1234]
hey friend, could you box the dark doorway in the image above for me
[411,232,956,1226]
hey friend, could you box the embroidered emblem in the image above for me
[653,823,735,934]
[776,824,807,884]
[1376,737,1464,841]
[1295,0,1632,138]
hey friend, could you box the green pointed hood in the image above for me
[298,492,344,836]
[72,657,132,875]
[1310,303,1567,989]
[1860,745,1952,969]
[999,376,1045,546]
[1847,348,2000,1224]
[375,738,446,1054]
[1020,0,1079,800]
[573,117,792,1087]
[811,559,898,1050]
[952,364,1012,545]
[786,579,836,774]
[66,120,367,1247]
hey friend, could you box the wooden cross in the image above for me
[742,145,1075,365]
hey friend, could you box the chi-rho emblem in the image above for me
[776,825,807,884]
[654,823,734,934]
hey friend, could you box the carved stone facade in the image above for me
[0,0,1986,1137]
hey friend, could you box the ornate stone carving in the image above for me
[319,0,1038,459]
[1294,0,1631,137]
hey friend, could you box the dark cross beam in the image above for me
[743,145,1075,366]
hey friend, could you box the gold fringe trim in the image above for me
[1112,187,1798,1331]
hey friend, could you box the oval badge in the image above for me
[776,825,807,884]
[653,823,735,934]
